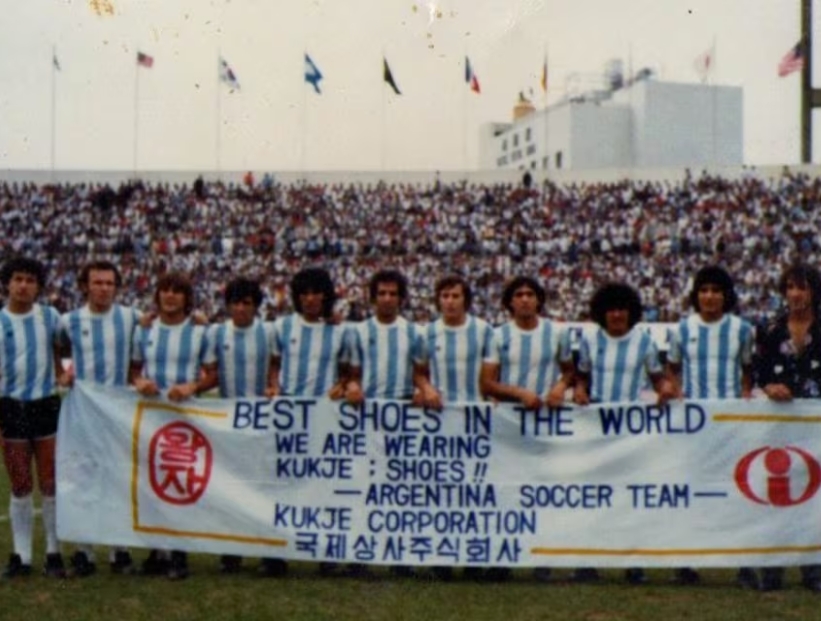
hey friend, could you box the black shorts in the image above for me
[0,395,61,441]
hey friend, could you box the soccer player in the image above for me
[572,282,675,585]
[481,275,573,583]
[755,263,821,592]
[422,274,497,406]
[60,260,140,576]
[0,257,66,579]
[131,272,214,580]
[667,265,755,588]
[344,269,430,577]
[204,277,281,577]
[269,267,349,575]
[269,267,349,401]
[420,274,497,581]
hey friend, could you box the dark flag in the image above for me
[383,58,401,95]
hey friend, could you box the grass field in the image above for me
[0,471,819,620]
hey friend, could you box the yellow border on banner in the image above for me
[531,545,821,556]
[130,400,288,548]
[713,414,821,423]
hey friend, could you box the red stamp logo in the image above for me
[735,446,821,507]
[149,422,212,505]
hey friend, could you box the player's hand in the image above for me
[763,383,792,402]
[572,385,590,406]
[345,381,365,405]
[655,378,677,405]
[134,377,160,397]
[419,386,443,411]
[139,311,157,329]
[328,381,346,400]
[57,367,75,388]
[168,382,197,402]
[191,310,209,326]
[545,383,567,408]
[264,385,280,398]
[519,390,542,411]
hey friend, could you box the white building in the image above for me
[478,78,743,172]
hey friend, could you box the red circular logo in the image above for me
[735,446,821,507]
[149,422,212,505]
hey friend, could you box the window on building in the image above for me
[502,139,507,152]
[513,134,519,147]
[543,157,549,170]
[525,127,532,142]
[555,151,563,169]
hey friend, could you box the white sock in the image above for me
[41,496,59,555]
[78,544,95,563]
[9,494,33,565]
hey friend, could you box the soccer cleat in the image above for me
[110,551,136,575]
[484,567,513,582]
[571,568,601,583]
[671,567,701,585]
[257,558,288,577]
[344,563,374,578]
[140,550,170,576]
[318,562,339,577]
[1,554,32,579]
[70,550,97,578]
[167,551,189,581]
[737,567,759,591]
[389,565,415,578]
[219,555,242,574]
[625,568,647,585]
[43,553,67,579]
[430,566,454,582]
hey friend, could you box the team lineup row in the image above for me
[0,256,816,590]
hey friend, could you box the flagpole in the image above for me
[381,53,387,171]
[300,52,308,175]
[50,46,57,181]
[133,55,139,177]
[543,43,549,180]
[462,54,468,173]
[216,51,222,179]
[710,36,717,166]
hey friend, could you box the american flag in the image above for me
[778,41,804,77]
[137,52,154,69]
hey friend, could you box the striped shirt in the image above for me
[577,326,662,402]
[132,319,209,390]
[206,319,275,397]
[61,304,140,387]
[667,314,754,399]
[494,318,565,395]
[0,304,61,400]
[271,314,348,397]
[346,316,424,399]
[423,315,497,403]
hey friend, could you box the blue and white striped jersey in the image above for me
[132,319,209,390]
[423,315,497,403]
[61,304,140,387]
[494,318,565,395]
[206,319,275,397]
[272,314,348,397]
[0,304,61,400]
[667,313,754,399]
[577,326,662,402]
[346,316,424,399]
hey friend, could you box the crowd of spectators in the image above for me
[1,168,816,326]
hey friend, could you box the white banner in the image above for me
[56,381,821,567]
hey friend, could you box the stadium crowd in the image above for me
[1,167,816,324]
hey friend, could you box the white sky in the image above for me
[0,0,816,172]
